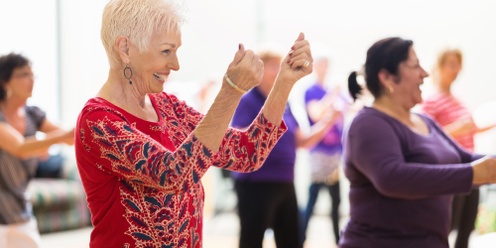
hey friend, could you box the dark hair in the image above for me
[348,37,413,101]
[0,53,31,101]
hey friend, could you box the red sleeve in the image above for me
[212,112,287,172]
[76,96,287,193]
[160,93,204,135]
[157,93,288,173]
[76,105,217,194]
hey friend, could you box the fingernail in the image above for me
[238,43,241,50]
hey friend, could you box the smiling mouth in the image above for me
[153,73,168,81]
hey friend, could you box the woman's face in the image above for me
[395,47,429,108]
[439,53,462,86]
[6,65,34,101]
[314,57,329,82]
[128,28,181,94]
[261,57,281,87]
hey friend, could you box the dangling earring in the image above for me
[388,86,394,94]
[123,65,133,85]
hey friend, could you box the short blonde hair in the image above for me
[256,45,284,63]
[436,48,463,69]
[101,0,186,66]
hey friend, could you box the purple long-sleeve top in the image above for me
[340,107,480,248]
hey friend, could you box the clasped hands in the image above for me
[224,32,313,94]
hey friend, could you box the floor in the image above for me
[202,212,338,248]
[40,212,338,248]
[42,213,496,248]
[39,212,496,248]
[39,167,496,247]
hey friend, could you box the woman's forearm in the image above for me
[261,76,294,125]
[297,117,336,148]
[15,129,71,158]
[193,84,243,151]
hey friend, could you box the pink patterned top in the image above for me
[75,92,286,248]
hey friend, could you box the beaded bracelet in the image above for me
[224,74,247,94]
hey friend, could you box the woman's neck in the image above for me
[372,97,412,124]
[0,99,27,131]
[98,70,158,122]
[435,78,452,94]
[100,70,147,108]
[316,77,325,86]
[0,98,26,114]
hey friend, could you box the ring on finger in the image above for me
[303,60,310,68]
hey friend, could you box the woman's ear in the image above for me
[115,36,131,64]
[378,69,391,85]
[378,69,395,93]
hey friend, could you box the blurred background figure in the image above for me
[301,50,350,246]
[0,53,74,248]
[421,48,496,248]
[230,46,335,248]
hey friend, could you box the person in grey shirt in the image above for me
[0,53,74,248]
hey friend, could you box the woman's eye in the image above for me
[162,49,170,54]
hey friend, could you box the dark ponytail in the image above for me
[348,71,361,101]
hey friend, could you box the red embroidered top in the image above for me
[75,92,286,248]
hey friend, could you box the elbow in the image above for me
[249,152,269,172]
[374,179,399,198]
[374,179,426,200]
[6,145,32,159]
[249,158,265,172]
[256,157,267,171]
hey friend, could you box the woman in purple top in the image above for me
[231,47,336,248]
[302,54,348,245]
[341,37,496,248]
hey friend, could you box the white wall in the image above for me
[57,0,109,126]
[56,0,496,126]
[3,0,496,127]
[0,0,59,121]
[261,0,496,109]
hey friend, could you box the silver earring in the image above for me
[124,65,133,85]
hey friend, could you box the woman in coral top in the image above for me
[421,48,496,248]
[73,0,314,247]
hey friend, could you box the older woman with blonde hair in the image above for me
[74,0,314,247]
[421,48,496,248]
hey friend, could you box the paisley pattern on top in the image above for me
[75,92,286,247]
